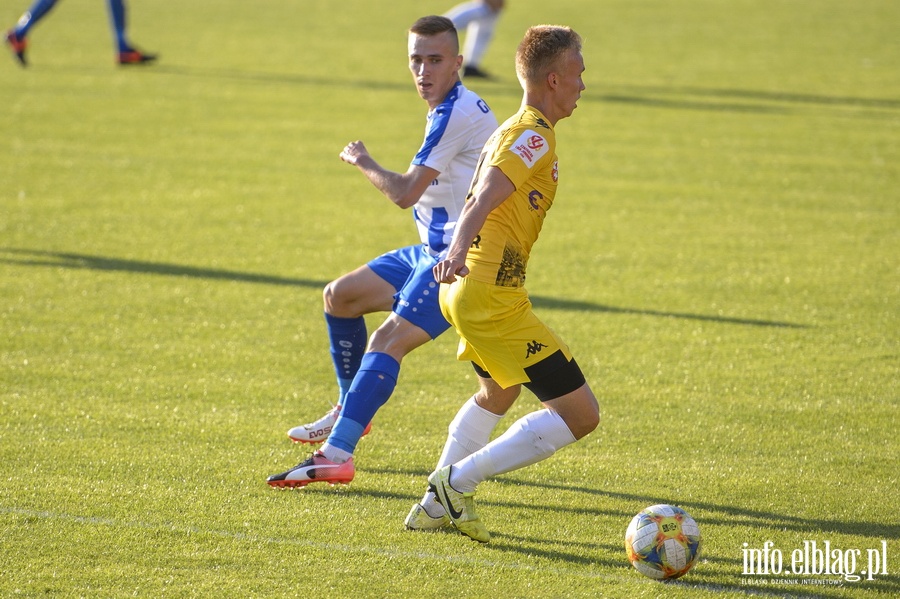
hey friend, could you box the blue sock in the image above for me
[106,0,129,52]
[14,0,58,37]
[325,313,367,405]
[327,352,400,454]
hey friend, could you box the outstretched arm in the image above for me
[433,165,515,283]
[340,140,439,209]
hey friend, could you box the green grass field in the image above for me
[2,0,898,596]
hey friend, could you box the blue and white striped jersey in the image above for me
[411,82,497,257]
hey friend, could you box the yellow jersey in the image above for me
[465,105,559,287]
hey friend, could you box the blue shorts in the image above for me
[367,245,450,339]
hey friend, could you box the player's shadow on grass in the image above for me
[530,294,808,328]
[359,466,896,541]
[148,65,900,118]
[486,528,896,599]
[611,82,900,111]
[310,471,894,598]
[0,247,329,289]
[495,476,900,541]
[1,248,808,329]
[487,530,624,566]
[470,75,900,116]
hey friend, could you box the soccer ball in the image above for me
[625,504,702,580]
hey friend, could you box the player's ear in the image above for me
[547,71,559,89]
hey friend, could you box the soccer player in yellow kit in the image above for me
[415,25,599,543]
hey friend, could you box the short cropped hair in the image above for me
[515,25,582,86]
[410,15,459,43]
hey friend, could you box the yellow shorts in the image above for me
[439,276,573,389]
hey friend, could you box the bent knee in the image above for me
[323,277,366,317]
[570,416,599,441]
[581,409,601,437]
[322,279,342,314]
[563,394,600,440]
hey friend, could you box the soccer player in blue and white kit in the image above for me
[5,0,156,66]
[267,16,497,489]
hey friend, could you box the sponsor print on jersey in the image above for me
[512,130,549,168]
[495,242,527,287]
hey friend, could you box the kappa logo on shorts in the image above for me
[525,340,548,358]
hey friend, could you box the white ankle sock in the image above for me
[320,443,352,464]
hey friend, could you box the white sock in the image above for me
[462,12,498,67]
[420,396,502,516]
[449,409,576,493]
[445,1,493,28]
[320,443,352,464]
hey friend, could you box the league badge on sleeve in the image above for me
[512,130,549,167]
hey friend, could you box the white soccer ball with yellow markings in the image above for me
[625,504,702,579]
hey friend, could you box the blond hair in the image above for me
[515,25,582,86]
